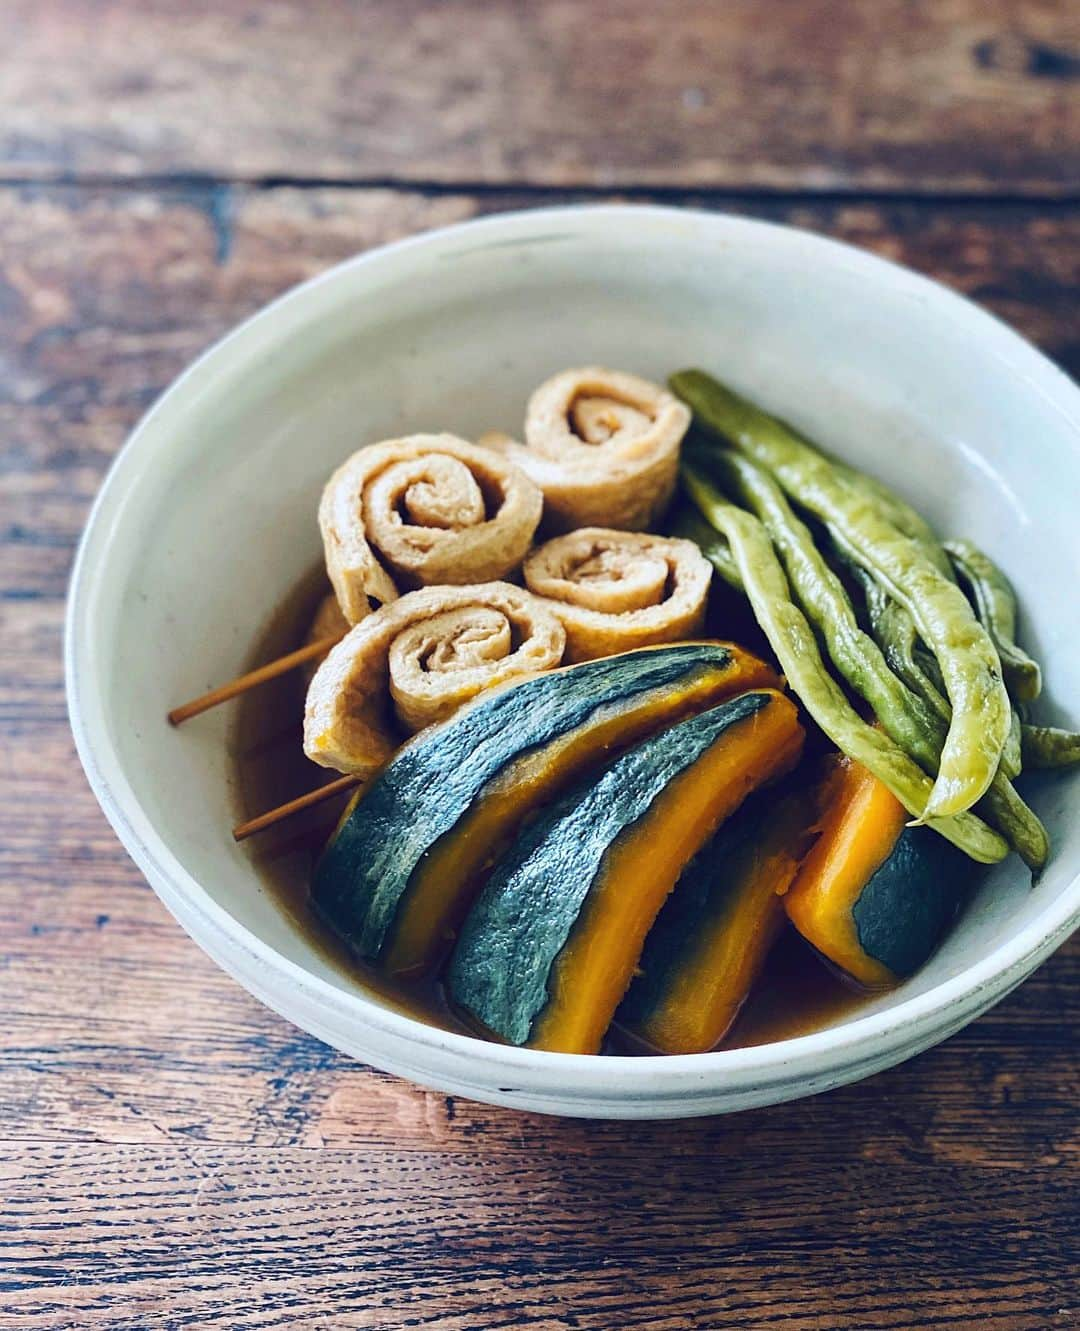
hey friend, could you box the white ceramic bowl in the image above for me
[67,205,1080,1118]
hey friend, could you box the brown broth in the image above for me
[720,928,868,1049]
[229,571,872,1056]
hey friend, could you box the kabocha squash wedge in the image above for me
[313,643,780,976]
[447,690,805,1053]
[783,757,974,988]
[618,795,813,1054]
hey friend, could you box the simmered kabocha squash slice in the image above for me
[447,689,805,1053]
[313,643,780,976]
[617,794,813,1054]
[782,757,974,988]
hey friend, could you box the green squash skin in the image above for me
[851,824,974,978]
[447,691,771,1046]
[617,796,776,1029]
[312,644,735,959]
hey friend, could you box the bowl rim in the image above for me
[66,202,1080,1097]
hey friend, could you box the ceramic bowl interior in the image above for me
[67,206,1080,1117]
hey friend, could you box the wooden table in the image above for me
[3,4,1078,1327]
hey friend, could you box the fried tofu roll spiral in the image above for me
[523,528,712,662]
[300,592,351,687]
[319,434,543,624]
[491,368,690,532]
[304,583,566,774]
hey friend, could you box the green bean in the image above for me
[1021,724,1080,770]
[720,406,951,567]
[672,369,1012,821]
[945,538,1042,702]
[1001,709,1022,781]
[830,460,954,578]
[676,452,1044,868]
[853,566,952,723]
[913,641,945,696]
[852,533,1027,774]
[682,464,1007,864]
[853,566,1047,870]
[676,477,1045,866]
[979,773,1049,872]
[667,500,743,590]
[701,447,944,775]
[709,401,953,578]
[708,448,1042,858]
[858,552,1036,760]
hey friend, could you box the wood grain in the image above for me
[3,1142,1075,1330]
[3,0,1079,194]
[2,179,1078,1327]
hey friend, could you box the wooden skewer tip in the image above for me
[168,632,346,726]
[231,772,361,842]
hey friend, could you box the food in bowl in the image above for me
[172,363,1078,1057]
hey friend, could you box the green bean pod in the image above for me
[860,582,1027,779]
[672,369,1012,821]
[701,447,945,775]
[856,558,1024,773]
[980,773,1050,872]
[741,410,951,572]
[1021,724,1080,770]
[850,566,949,720]
[677,501,1046,867]
[1001,709,1023,781]
[707,446,1042,861]
[853,566,1047,870]
[682,465,1007,864]
[830,460,954,578]
[945,538,1042,702]
[667,500,742,590]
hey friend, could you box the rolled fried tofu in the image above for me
[523,527,712,662]
[304,582,566,774]
[319,434,543,624]
[300,592,351,687]
[489,368,690,531]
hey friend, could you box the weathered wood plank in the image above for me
[3,1,1079,193]
[2,1141,1076,1330]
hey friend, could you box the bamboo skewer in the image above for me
[168,632,346,726]
[232,773,362,842]
[168,626,358,841]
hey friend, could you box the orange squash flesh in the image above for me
[782,757,907,988]
[623,798,811,1055]
[530,691,804,1054]
[642,884,786,1055]
[383,643,779,975]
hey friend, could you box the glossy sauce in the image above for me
[230,572,871,1054]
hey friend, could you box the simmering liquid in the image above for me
[229,571,870,1054]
